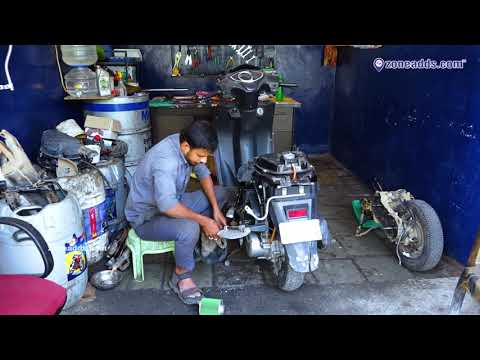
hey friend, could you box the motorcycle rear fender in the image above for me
[284,241,319,273]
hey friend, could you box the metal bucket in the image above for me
[97,158,127,234]
[118,127,152,166]
[57,168,109,264]
[0,193,88,309]
[125,164,137,186]
[83,94,152,166]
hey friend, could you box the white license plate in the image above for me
[278,219,322,245]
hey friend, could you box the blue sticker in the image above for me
[82,201,108,240]
[104,188,117,222]
[65,232,87,281]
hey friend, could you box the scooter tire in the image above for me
[398,199,444,272]
[277,261,305,292]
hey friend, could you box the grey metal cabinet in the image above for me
[272,106,294,152]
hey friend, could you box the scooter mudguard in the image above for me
[285,241,319,273]
[319,216,333,248]
[283,216,333,273]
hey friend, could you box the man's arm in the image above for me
[193,163,221,213]
[199,175,221,213]
[199,175,227,227]
[153,165,220,237]
[162,202,207,225]
[162,202,220,238]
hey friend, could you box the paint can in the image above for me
[83,93,152,173]
[199,298,224,315]
[57,168,109,264]
[0,192,88,309]
[96,157,127,234]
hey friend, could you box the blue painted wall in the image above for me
[331,45,480,264]
[131,45,335,154]
[0,45,81,160]
[276,45,335,154]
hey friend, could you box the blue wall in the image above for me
[132,45,335,154]
[0,45,81,160]
[331,45,480,264]
[276,45,335,154]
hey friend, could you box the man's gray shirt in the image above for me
[124,133,211,228]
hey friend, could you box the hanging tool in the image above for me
[225,56,235,69]
[184,46,192,66]
[192,47,200,68]
[172,45,182,77]
[207,45,213,61]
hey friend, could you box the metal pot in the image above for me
[90,269,124,290]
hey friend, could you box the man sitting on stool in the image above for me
[125,120,230,305]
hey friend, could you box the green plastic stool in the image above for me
[126,228,175,282]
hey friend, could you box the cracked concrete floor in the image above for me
[62,154,480,315]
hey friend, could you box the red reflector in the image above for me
[287,208,308,218]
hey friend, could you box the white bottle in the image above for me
[117,78,127,97]
[96,66,111,96]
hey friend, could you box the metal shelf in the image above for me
[64,95,114,101]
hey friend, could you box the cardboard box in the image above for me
[85,115,121,133]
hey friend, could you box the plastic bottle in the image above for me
[61,45,99,97]
[115,71,127,97]
[96,66,111,96]
[61,45,98,66]
[64,67,98,97]
[275,74,285,101]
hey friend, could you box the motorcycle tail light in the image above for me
[287,208,308,219]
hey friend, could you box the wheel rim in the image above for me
[399,218,425,259]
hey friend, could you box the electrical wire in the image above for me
[245,193,306,221]
[4,45,13,90]
[269,227,276,244]
[54,45,67,92]
[0,45,14,91]
[355,226,376,237]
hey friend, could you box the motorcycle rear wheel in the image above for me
[397,199,444,272]
[277,254,305,292]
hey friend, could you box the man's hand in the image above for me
[213,208,227,227]
[201,218,221,239]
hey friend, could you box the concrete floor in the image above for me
[62,154,480,315]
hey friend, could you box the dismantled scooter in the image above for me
[210,66,333,291]
[353,188,444,271]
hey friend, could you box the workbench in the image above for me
[150,96,302,153]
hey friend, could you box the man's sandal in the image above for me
[168,271,204,305]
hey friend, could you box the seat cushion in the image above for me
[0,275,67,315]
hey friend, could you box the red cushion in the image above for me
[0,275,67,315]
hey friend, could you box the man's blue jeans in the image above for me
[134,186,232,271]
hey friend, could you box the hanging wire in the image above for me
[54,45,67,92]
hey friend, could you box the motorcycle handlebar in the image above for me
[279,83,298,88]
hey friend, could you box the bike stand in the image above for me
[450,226,480,314]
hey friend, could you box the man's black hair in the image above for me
[180,120,218,153]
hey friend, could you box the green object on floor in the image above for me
[352,200,383,229]
[275,74,285,101]
[149,99,175,108]
[199,298,224,315]
[126,228,175,282]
